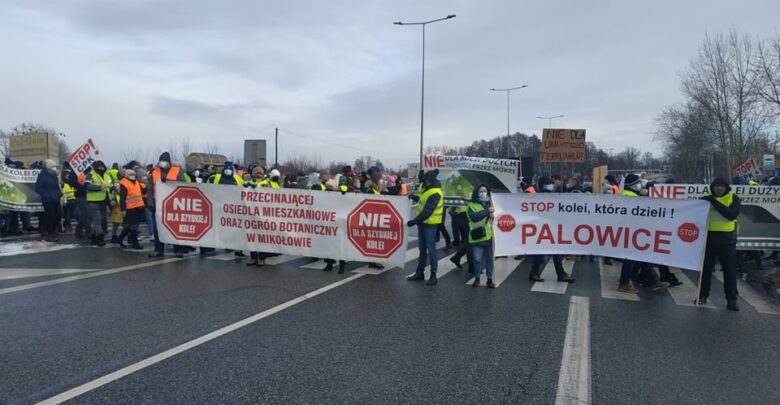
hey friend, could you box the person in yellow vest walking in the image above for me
[116,169,146,250]
[467,184,495,288]
[84,161,112,246]
[61,170,77,233]
[406,170,444,286]
[696,177,741,311]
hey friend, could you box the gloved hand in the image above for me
[121,210,126,217]
[341,190,347,195]
[701,195,714,202]
[418,170,425,181]
[408,194,420,203]
[406,220,415,227]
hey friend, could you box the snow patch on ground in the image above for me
[0,241,79,257]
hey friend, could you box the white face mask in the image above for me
[193,170,200,177]
[158,161,170,169]
[478,191,489,202]
[128,176,137,181]
[224,169,233,176]
[545,184,554,192]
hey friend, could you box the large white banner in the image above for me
[650,184,780,250]
[156,183,411,267]
[493,193,711,270]
[423,154,519,206]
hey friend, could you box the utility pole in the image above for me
[275,127,278,168]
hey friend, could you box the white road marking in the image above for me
[301,260,329,270]
[466,256,522,288]
[555,295,591,405]
[206,252,241,261]
[713,270,780,315]
[354,247,422,275]
[424,252,457,278]
[598,261,640,301]
[263,254,299,266]
[531,259,574,294]
[0,268,101,280]
[667,268,715,309]
[36,273,366,405]
[0,241,79,257]
[0,258,186,296]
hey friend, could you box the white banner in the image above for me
[67,138,101,176]
[423,154,518,205]
[650,184,780,250]
[493,193,711,270]
[156,183,411,267]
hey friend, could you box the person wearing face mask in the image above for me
[616,174,669,293]
[148,152,187,257]
[551,174,564,193]
[467,184,495,288]
[34,159,63,242]
[209,161,244,186]
[696,177,741,311]
[407,170,444,286]
[116,169,146,249]
[528,176,575,283]
[566,177,583,193]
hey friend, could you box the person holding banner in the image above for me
[407,170,444,286]
[617,174,669,293]
[697,178,741,311]
[148,152,187,258]
[467,184,495,288]
[528,176,575,283]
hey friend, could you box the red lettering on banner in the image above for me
[654,231,672,254]
[424,155,445,168]
[538,224,554,244]
[574,225,593,245]
[632,228,651,251]
[596,226,623,247]
[521,224,536,244]
[557,224,572,245]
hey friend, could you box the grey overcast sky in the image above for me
[1,0,778,169]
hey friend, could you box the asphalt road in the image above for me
[1,235,779,404]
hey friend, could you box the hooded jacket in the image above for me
[467,184,491,224]
[35,167,62,202]
[704,177,741,243]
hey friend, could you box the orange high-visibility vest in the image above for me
[525,186,537,194]
[119,178,144,209]
[400,183,408,196]
[151,166,181,198]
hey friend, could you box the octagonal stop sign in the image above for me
[162,186,213,241]
[347,200,404,259]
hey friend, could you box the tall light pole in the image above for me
[394,14,456,170]
[537,114,564,128]
[490,85,528,136]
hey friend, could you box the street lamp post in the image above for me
[490,85,528,136]
[394,14,456,171]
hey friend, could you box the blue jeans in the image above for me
[416,223,438,274]
[145,207,156,237]
[470,243,494,280]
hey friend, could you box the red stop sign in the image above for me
[347,199,404,259]
[497,214,516,233]
[162,186,213,241]
[677,222,700,243]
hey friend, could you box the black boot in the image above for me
[727,299,739,311]
[407,270,425,281]
[96,234,106,247]
[338,262,346,274]
[426,273,438,286]
[89,234,99,246]
[117,228,130,248]
[323,261,334,271]
[130,232,143,250]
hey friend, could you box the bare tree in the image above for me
[681,30,773,170]
[277,153,322,176]
[755,36,780,115]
